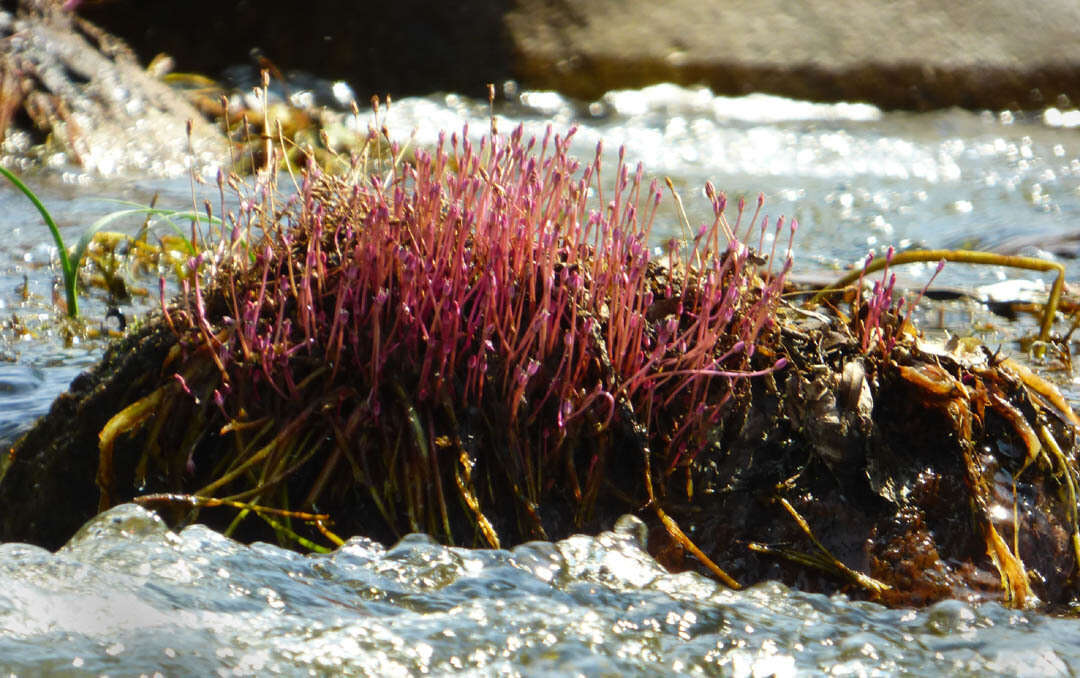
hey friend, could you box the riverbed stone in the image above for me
[75,0,1080,110]
[504,0,1080,110]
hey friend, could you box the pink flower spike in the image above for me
[173,373,194,398]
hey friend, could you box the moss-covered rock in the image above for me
[3,126,1079,610]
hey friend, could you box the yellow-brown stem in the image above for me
[809,249,1065,343]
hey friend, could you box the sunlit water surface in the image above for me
[3,85,1080,675]
[2,504,1075,677]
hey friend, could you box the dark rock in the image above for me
[76,0,514,101]
[0,321,175,550]
[75,0,1080,110]
[504,0,1080,110]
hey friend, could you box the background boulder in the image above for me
[75,0,1080,110]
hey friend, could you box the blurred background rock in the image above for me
[67,0,1080,110]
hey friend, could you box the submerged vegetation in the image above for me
[4,109,1080,611]
[0,166,81,317]
[0,164,221,336]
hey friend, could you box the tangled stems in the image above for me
[812,247,1065,347]
[105,123,794,550]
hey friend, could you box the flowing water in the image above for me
[2,504,1075,677]
[3,84,1080,674]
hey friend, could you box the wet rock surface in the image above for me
[0,321,175,551]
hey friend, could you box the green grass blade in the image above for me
[0,166,78,317]
[94,199,224,255]
[70,208,156,284]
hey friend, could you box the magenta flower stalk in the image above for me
[142,121,802,548]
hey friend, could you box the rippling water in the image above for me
[2,504,1077,676]
[4,85,1080,674]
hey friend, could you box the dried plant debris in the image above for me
[0,2,226,175]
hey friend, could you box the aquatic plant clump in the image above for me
[7,117,1080,608]
[99,124,791,550]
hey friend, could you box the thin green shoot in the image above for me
[0,167,228,319]
[0,166,80,317]
[92,199,227,255]
[76,204,222,267]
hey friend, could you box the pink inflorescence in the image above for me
[177,124,794,541]
[853,246,945,357]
